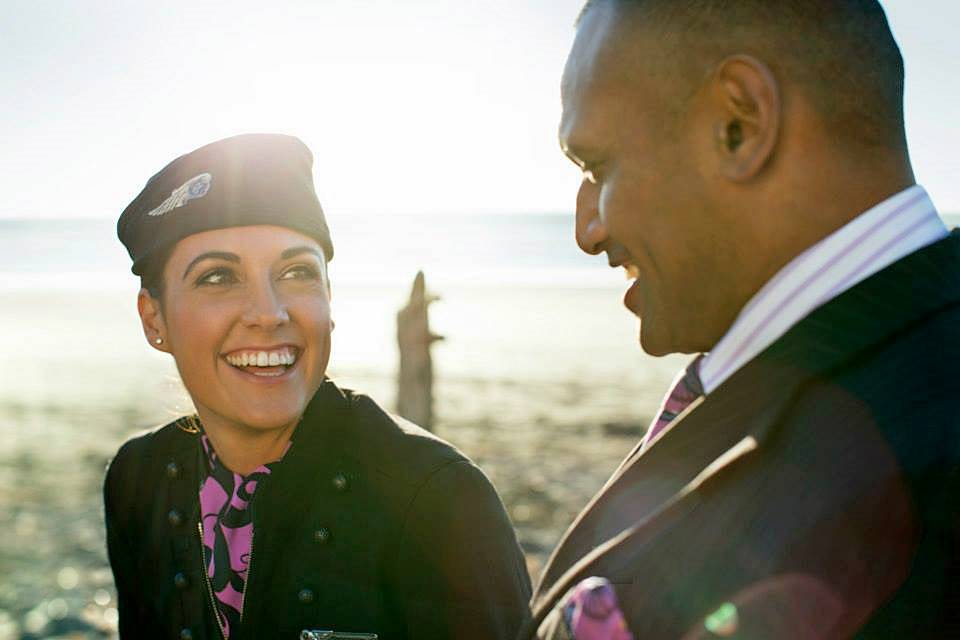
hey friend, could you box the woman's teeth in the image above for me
[225,350,297,368]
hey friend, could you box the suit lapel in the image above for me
[531,231,960,627]
[532,353,811,616]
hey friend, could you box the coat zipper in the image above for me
[301,632,379,639]
[198,520,228,640]
[241,520,256,623]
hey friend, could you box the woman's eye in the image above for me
[196,268,237,286]
[280,264,320,281]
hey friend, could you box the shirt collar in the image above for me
[699,185,947,395]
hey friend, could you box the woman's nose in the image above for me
[241,281,290,329]
[575,179,607,255]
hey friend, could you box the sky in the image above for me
[1,0,957,220]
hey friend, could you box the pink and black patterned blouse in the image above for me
[199,433,290,638]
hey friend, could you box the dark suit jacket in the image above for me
[524,231,960,639]
[104,380,532,640]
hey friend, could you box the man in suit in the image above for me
[521,1,960,638]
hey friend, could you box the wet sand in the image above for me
[0,371,672,640]
[0,280,682,639]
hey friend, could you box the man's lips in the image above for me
[623,277,644,316]
[604,248,643,314]
[605,247,640,280]
[608,259,641,281]
[611,259,643,314]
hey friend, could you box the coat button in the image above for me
[165,461,180,479]
[179,629,193,640]
[173,572,190,589]
[332,472,349,492]
[168,509,184,527]
[298,588,315,604]
[313,527,331,544]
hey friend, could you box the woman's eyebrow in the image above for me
[280,246,323,261]
[182,251,240,280]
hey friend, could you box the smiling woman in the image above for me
[140,226,334,454]
[104,134,531,640]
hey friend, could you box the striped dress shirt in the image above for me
[698,185,948,395]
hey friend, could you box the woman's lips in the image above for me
[223,346,298,367]
[222,346,301,380]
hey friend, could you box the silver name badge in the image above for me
[300,631,378,640]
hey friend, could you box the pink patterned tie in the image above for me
[563,355,704,640]
[642,355,705,451]
[561,357,706,640]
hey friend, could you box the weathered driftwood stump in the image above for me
[396,271,443,430]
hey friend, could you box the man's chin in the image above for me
[639,325,673,357]
[640,318,709,357]
[637,311,688,357]
[626,284,681,356]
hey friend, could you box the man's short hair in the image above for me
[578,0,906,149]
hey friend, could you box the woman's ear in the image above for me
[137,288,169,352]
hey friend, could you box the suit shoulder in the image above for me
[833,301,960,408]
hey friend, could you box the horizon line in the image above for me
[0,210,578,222]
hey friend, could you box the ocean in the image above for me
[1,212,956,415]
[0,214,682,635]
[1,213,957,638]
[0,214,686,421]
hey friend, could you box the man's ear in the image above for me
[137,288,169,352]
[709,54,781,182]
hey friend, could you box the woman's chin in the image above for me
[235,401,308,432]
[198,396,309,434]
[188,369,323,433]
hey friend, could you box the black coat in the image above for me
[104,380,532,640]
[524,231,960,639]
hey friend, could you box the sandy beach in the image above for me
[1,372,675,640]
[4,214,957,638]
[0,255,683,639]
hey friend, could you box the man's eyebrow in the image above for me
[182,251,240,280]
[280,246,324,261]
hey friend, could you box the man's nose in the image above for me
[241,280,290,329]
[575,179,607,255]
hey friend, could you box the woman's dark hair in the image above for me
[139,244,175,301]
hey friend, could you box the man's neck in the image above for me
[780,147,915,255]
[694,160,916,355]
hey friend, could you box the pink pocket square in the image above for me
[563,576,634,640]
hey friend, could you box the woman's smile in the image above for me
[222,345,301,379]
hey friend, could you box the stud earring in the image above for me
[155,337,164,345]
